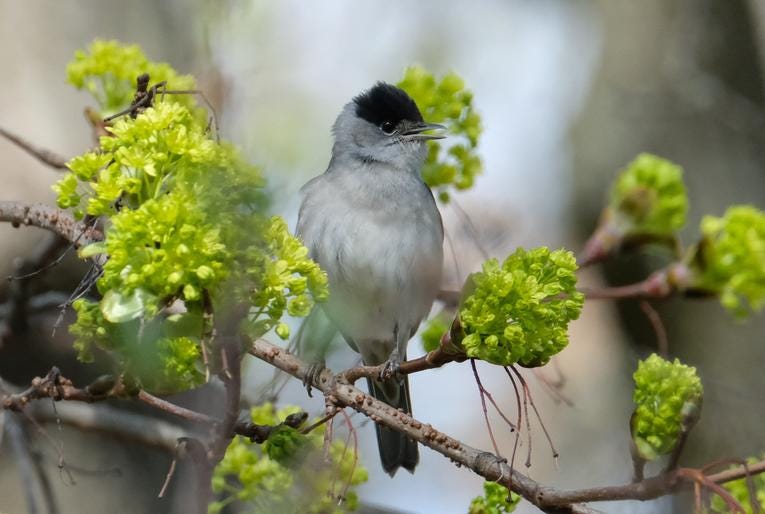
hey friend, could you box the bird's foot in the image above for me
[379,351,402,382]
[303,359,326,398]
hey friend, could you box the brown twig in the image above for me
[510,366,559,464]
[136,390,213,424]
[639,300,669,357]
[0,125,68,169]
[3,370,305,448]
[470,359,503,457]
[340,330,465,385]
[2,368,125,410]
[580,269,673,300]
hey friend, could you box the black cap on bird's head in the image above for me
[352,82,444,140]
[354,82,423,126]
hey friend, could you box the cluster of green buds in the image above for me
[398,66,482,202]
[209,404,368,514]
[581,153,688,265]
[631,354,703,461]
[456,247,583,367]
[682,205,765,318]
[468,482,520,514]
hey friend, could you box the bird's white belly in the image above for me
[306,198,442,350]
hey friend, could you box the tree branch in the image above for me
[0,201,102,248]
[2,369,306,445]
[0,125,68,170]
[248,337,765,513]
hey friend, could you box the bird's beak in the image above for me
[402,122,447,140]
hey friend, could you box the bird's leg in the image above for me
[297,307,337,397]
[379,348,401,381]
[303,359,326,398]
[380,323,407,381]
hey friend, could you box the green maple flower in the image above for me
[398,66,482,202]
[609,153,688,238]
[631,354,703,460]
[458,247,583,367]
[469,482,520,514]
[210,404,368,514]
[686,205,765,318]
[67,39,198,117]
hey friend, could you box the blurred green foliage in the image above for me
[420,313,450,353]
[209,404,368,514]
[631,354,703,461]
[67,39,200,118]
[458,247,583,367]
[398,66,482,202]
[609,153,688,239]
[711,455,765,513]
[686,205,765,318]
[468,482,520,514]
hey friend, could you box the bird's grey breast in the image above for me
[297,165,443,344]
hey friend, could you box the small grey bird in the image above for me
[296,82,444,475]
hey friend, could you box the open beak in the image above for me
[402,122,447,140]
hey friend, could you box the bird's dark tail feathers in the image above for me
[365,375,419,476]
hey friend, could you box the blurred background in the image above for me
[1,1,764,513]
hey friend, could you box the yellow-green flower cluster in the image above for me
[458,247,583,367]
[609,153,688,238]
[209,404,368,514]
[66,39,198,117]
[70,299,205,393]
[712,455,765,513]
[420,314,450,353]
[398,66,482,202]
[688,205,765,318]
[631,354,703,460]
[58,42,327,392]
[468,482,520,514]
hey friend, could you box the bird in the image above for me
[296,82,445,476]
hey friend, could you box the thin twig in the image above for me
[0,125,68,169]
[640,301,669,357]
[470,359,502,457]
[511,367,559,464]
[158,454,178,498]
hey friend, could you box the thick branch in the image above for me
[0,201,102,248]
[249,337,765,512]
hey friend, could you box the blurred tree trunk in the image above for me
[571,0,765,510]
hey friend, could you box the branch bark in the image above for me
[0,201,102,248]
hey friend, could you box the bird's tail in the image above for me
[365,375,419,476]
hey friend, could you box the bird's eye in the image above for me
[380,121,396,135]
